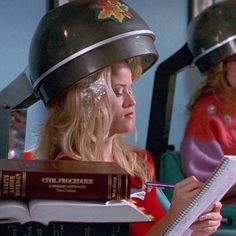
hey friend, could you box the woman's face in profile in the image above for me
[226,55,236,89]
[108,63,136,137]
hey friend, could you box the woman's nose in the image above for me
[125,92,136,107]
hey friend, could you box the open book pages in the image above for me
[0,198,153,225]
[163,155,236,236]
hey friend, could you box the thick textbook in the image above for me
[162,155,236,236]
[0,198,152,224]
[0,221,130,236]
[0,159,130,200]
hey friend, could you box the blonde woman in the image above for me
[34,59,222,236]
[28,1,222,235]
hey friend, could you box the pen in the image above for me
[145,181,175,189]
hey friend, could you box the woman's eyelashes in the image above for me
[113,85,124,97]
[113,88,133,97]
[114,89,123,97]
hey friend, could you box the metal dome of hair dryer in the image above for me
[187,0,236,73]
[29,0,158,104]
[0,0,158,159]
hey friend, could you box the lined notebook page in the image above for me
[163,155,236,236]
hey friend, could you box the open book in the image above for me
[163,155,236,236]
[0,198,153,225]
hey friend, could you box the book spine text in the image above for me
[0,171,130,200]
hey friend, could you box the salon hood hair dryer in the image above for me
[147,0,236,158]
[0,0,159,159]
[188,0,236,73]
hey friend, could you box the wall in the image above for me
[125,0,188,148]
[0,1,47,151]
[0,0,188,152]
[0,1,45,89]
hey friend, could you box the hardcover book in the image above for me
[162,155,236,236]
[48,222,130,236]
[0,159,130,201]
[0,221,130,236]
[0,198,152,224]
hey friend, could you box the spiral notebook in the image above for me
[162,155,236,236]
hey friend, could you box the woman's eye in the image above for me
[115,91,123,97]
[113,88,123,96]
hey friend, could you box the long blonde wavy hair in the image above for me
[33,58,154,186]
[188,59,236,113]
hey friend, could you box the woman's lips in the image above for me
[124,112,134,118]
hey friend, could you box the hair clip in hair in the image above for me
[83,76,106,101]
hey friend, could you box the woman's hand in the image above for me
[191,201,222,235]
[169,176,202,218]
[145,176,222,236]
[169,176,222,235]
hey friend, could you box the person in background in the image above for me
[27,1,222,235]
[180,0,236,202]
[181,54,236,201]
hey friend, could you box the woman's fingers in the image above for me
[173,176,203,202]
[175,176,202,191]
[170,176,203,218]
[191,202,222,235]
[191,219,221,235]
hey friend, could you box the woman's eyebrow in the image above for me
[113,83,126,88]
[113,82,132,87]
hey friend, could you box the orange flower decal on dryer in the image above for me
[91,0,133,23]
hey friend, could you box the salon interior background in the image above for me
[0,0,223,152]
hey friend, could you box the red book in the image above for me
[0,159,130,201]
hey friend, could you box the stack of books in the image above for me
[0,159,152,236]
